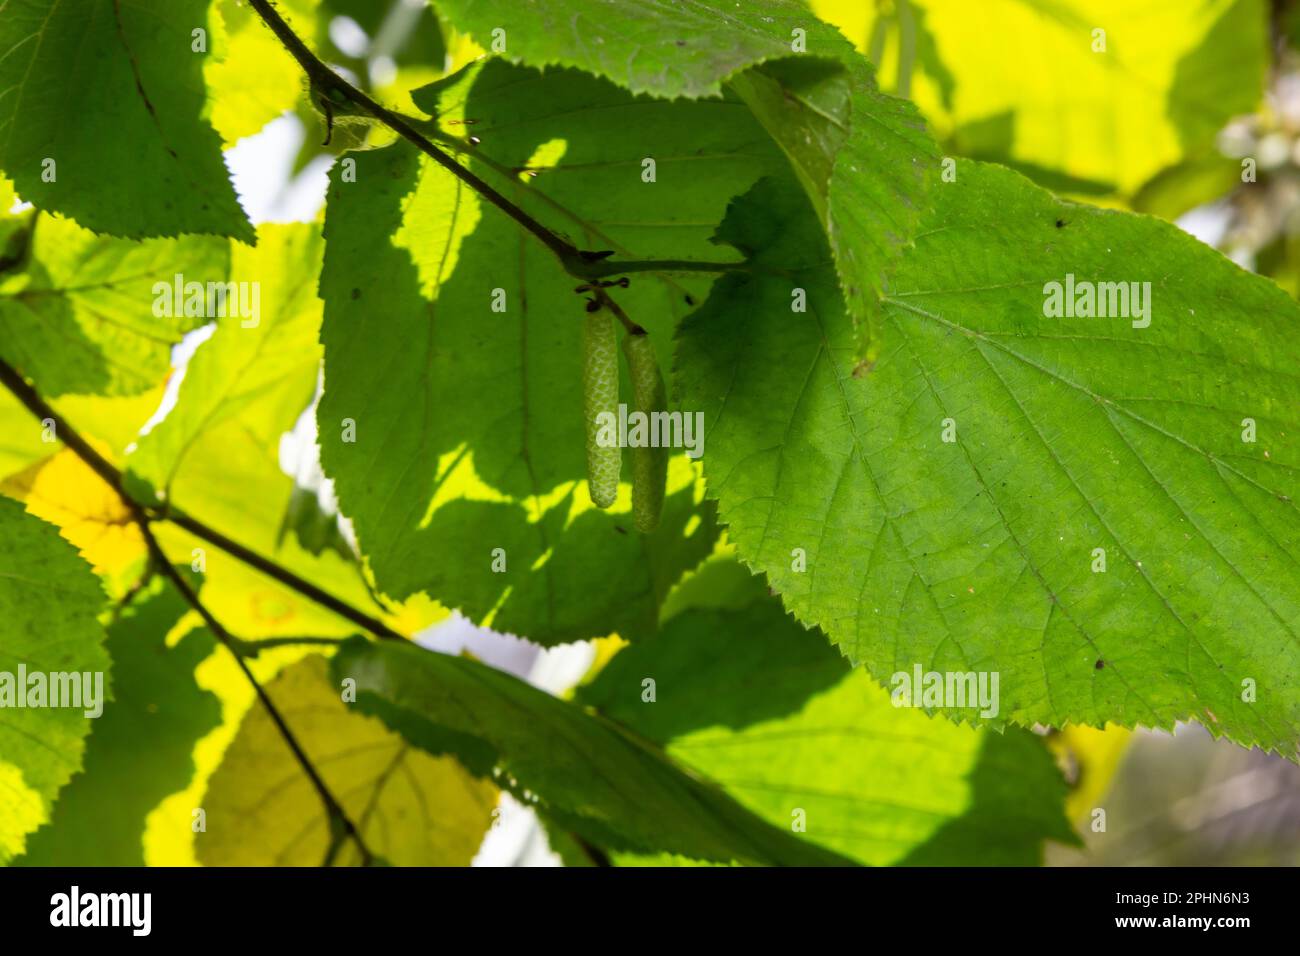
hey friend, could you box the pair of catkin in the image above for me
[582,310,667,532]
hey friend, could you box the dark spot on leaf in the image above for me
[1055,219,1066,228]
[684,294,696,306]
[350,288,361,300]
[676,39,687,47]
[1094,659,1105,669]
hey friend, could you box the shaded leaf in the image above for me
[436,0,937,359]
[436,0,847,99]
[316,63,772,643]
[731,55,938,359]
[332,637,853,865]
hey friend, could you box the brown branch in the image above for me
[589,285,645,335]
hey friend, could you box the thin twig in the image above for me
[229,634,349,657]
[590,285,644,335]
[0,358,138,502]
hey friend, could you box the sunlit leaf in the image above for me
[0,443,146,585]
[206,0,320,145]
[812,0,1269,198]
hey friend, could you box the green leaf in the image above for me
[318,62,802,642]
[0,0,252,240]
[0,191,176,466]
[277,481,353,560]
[579,567,1077,865]
[0,214,229,397]
[198,653,497,866]
[0,391,46,479]
[0,388,167,482]
[0,496,109,864]
[1130,156,1246,222]
[332,637,854,865]
[17,578,220,866]
[677,171,1300,755]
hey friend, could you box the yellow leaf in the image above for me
[813,0,1267,195]
[1,442,145,581]
[1049,723,1133,822]
[196,654,498,866]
